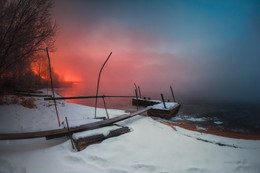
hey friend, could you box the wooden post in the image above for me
[170,86,176,102]
[95,52,112,119]
[65,117,75,150]
[134,83,138,97]
[161,94,167,109]
[138,86,142,98]
[135,89,139,110]
[102,95,109,119]
[46,48,61,126]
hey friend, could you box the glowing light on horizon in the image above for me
[63,74,81,82]
[31,64,48,80]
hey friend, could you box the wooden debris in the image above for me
[147,103,181,119]
[73,126,130,151]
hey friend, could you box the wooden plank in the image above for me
[0,107,151,140]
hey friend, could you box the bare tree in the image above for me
[0,0,56,77]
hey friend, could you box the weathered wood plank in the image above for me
[0,107,151,140]
[74,126,130,151]
[147,103,181,119]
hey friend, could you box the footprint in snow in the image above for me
[187,167,209,173]
[64,155,86,164]
[131,164,157,172]
[87,155,107,164]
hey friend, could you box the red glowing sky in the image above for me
[50,0,260,101]
[51,21,191,96]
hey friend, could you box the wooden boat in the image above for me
[147,102,181,119]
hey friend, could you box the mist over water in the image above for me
[53,0,260,133]
[58,81,260,133]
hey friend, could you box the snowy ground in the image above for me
[0,89,260,173]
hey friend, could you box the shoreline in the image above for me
[56,88,260,140]
[160,121,260,140]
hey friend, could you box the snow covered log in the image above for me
[73,126,130,151]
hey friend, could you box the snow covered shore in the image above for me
[0,90,260,173]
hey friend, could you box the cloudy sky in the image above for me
[52,0,260,102]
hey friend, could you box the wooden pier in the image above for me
[132,97,181,119]
[132,98,161,107]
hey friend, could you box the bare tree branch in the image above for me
[0,0,56,77]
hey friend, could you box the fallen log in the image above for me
[73,126,130,151]
[0,107,150,140]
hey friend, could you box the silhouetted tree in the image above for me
[0,0,56,77]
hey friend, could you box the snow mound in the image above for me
[72,125,121,140]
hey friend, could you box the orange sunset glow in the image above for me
[50,0,260,102]
[49,22,190,97]
[63,74,81,82]
[31,63,48,80]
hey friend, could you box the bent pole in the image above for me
[95,52,112,118]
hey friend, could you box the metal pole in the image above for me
[46,48,61,126]
[102,95,109,119]
[161,94,167,109]
[95,52,112,118]
[65,117,75,150]
[170,86,176,102]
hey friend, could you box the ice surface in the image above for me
[172,115,208,122]
[214,121,224,125]
[196,126,207,131]
[186,117,207,122]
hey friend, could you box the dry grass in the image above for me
[0,95,37,109]
[0,96,4,105]
[0,95,9,105]
[20,97,37,109]
[11,96,19,104]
